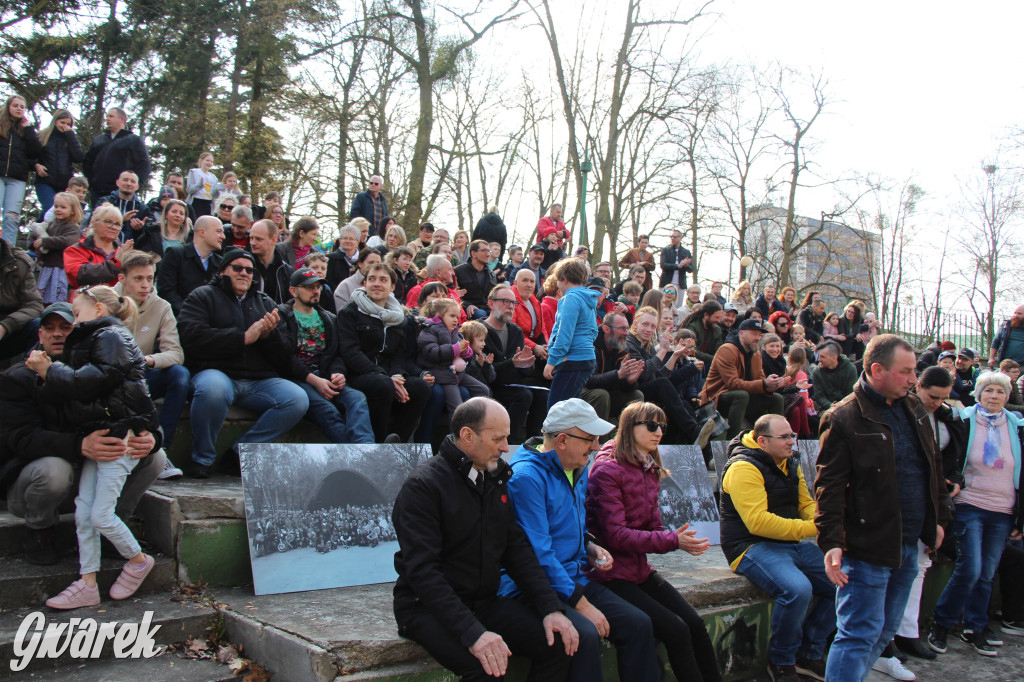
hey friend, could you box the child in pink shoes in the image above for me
[26,285,161,609]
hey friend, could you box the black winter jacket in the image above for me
[156,244,220,315]
[83,128,151,197]
[325,249,357,291]
[471,212,508,260]
[798,307,825,344]
[454,262,497,311]
[39,317,159,439]
[335,300,411,378]
[392,436,565,646]
[178,275,292,380]
[252,252,293,305]
[276,302,347,383]
[585,328,632,392]
[483,320,531,386]
[38,129,84,190]
[0,124,43,181]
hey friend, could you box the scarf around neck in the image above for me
[976,405,1008,469]
[351,287,405,327]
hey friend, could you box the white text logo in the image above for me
[11,611,162,672]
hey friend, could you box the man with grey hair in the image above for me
[404,254,463,309]
[226,204,254,249]
[393,397,579,680]
[349,174,387,229]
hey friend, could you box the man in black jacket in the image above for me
[483,285,546,441]
[580,312,644,422]
[454,240,498,318]
[276,268,374,444]
[157,215,224,315]
[83,107,151,205]
[335,263,429,442]
[0,302,162,565]
[393,397,579,680]
[248,220,293,304]
[178,248,308,478]
[659,229,693,288]
[96,170,152,242]
[472,207,508,261]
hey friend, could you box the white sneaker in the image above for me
[871,656,915,681]
[157,460,184,480]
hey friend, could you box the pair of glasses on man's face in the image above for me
[637,420,667,433]
[229,264,254,275]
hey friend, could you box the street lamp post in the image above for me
[579,149,593,250]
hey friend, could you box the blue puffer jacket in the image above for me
[546,286,599,366]
[498,438,590,605]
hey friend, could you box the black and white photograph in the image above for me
[239,442,433,596]
[657,445,721,545]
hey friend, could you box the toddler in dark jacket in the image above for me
[416,298,490,413]
[25,285,159,610]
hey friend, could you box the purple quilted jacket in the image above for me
[585,441,678,584]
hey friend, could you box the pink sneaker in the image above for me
[45,579,100,610]
[109,554,155,600]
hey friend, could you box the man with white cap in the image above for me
[499,398,662,682]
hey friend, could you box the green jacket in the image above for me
[811,355,858,412]
[686,318,724,365]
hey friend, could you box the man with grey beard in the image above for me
[581,311,645,422]
[483,284,546,440]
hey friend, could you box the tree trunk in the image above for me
[403,0,434,237]
[223,0,248,171]
[90,0,119,134]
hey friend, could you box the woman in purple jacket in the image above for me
[586,401,723,682]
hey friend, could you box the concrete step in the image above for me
[135,477,252,588]
[0,592,215,676]
[0,553,176,611]
[16,654,243,681]
[0,512,76,559]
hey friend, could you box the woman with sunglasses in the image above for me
[586,401,723,682]
[768,310,794,347]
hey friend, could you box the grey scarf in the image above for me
[351,287,405,327]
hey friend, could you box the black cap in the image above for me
[737,319,765,332]
[159,185,175,199]
[529,242,547,253]
[586,276,606,290]
[290,267,326,287]
[957,348,975,360]
[41,302,74,324]
[219,247,255,271]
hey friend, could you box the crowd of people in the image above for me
[3,100,1024,681]
[251,503,395,556]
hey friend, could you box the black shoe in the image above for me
[927,625,948,654]
[24,526,59,566]
[384,433,402,444]
[964,630,997,656]
[961,626,1003,646]
[217,447,241,476]
[893,634,936,660]
[767,662,800,682]
[187,462,211,479]
[794,656,825,681]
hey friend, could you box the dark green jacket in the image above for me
[810,355,858,412]
[686,318,724,365]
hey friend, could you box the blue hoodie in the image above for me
[546,286,599,367]
[498,437,589,605]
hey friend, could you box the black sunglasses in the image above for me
[637,420,667,433]
[229,264,254,274]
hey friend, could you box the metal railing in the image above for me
[883,305,988,353]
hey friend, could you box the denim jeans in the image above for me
[0,175,27,245]
[35,183,57,219]
[933,503,1013,632]
[547,359,596,410]
[146,365,191,447]
[300,383,375,444]
[736,541,836,665]
[825,542,917,682]
[189,370,309,466]
[76,456,141,574]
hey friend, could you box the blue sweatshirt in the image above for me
[498,438,590,605]
[546,286,599,366]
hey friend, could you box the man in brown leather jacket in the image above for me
[814,334,951,682]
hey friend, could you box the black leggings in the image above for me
[603,572,723,682]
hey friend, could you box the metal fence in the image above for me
[884,305,989,353]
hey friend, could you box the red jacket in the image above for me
[64,235,121,294]
[536,216,570,248]
[539,295,558,341]
[585,443,678,584]
[405,277,466,323]
[512,288,544,347]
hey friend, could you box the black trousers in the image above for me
[604,572,723,682]
[492,385,547,442]
[639,377,700,444]
[397,597,572,682]
[348,373,430,442]
[999,541,1024,621]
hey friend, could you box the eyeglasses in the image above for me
[369,182,381,186]
[98,218,119,226]
[637,420,667,433]
[762,433,798,442]
[492,298,519,307]
[229,264,254,274]
[561,433,599,445]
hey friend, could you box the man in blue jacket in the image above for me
[349,174,388,231]
[544,259,599,409]
[499,399,661,682]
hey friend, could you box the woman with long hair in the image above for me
[929,371,1024,656]
[730,280,753,315]
[586,401,723,682]
[837,302,865,359]
[276,216,319,268]
[0,95,43,245]
[778,286,799,318]
[35,108,83,218]
[451,229,470,264]
[135,198,192,260]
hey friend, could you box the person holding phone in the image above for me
[95,170,151,242]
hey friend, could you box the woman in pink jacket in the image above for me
[586,401,723,682]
